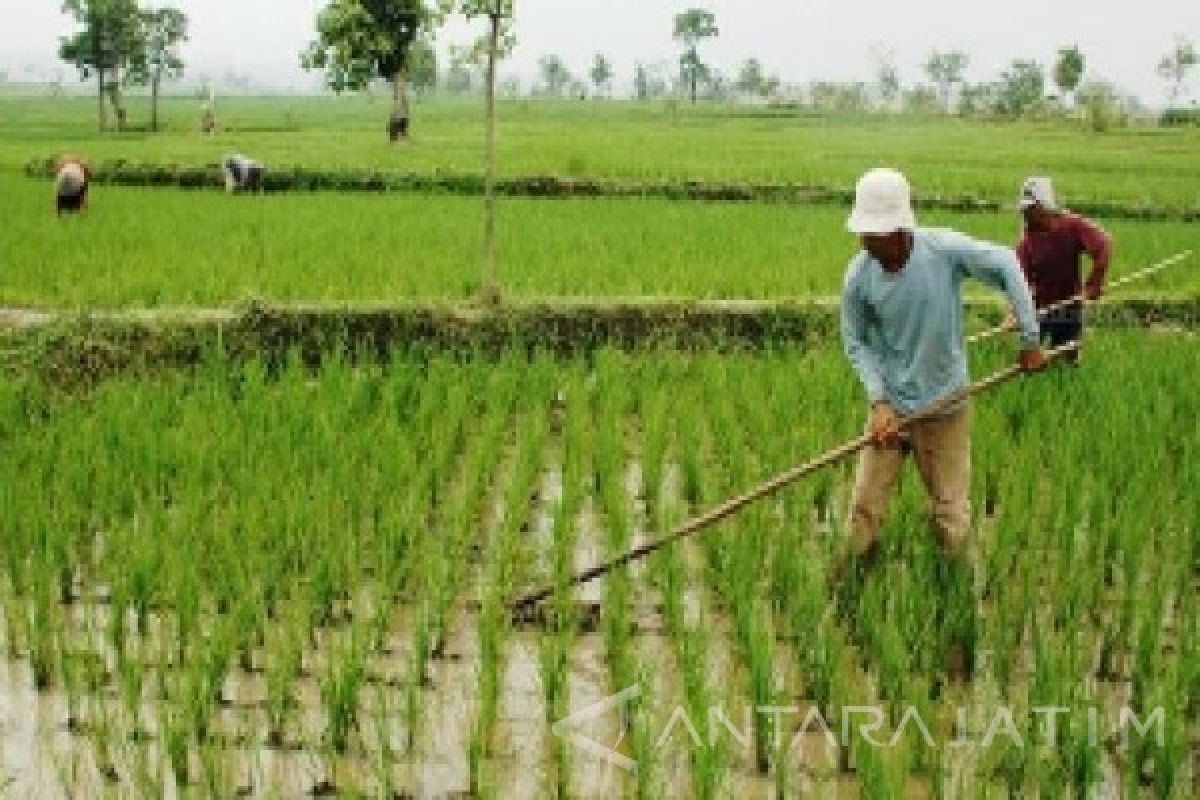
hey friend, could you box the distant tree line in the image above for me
[54,2,1200,135]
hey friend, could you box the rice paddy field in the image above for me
[2,97,1199,307]
[3,96,1200,205]
[1,182,1198,307]
[0,95,1197,798]
[0,335,1196,797]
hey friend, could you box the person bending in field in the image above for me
[54,155,92,216]
[1011,176,1112,365]
[223,153,265,193]
[835,168,1046,673]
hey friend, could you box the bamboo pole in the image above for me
[512,342,1080,613]
[966,250,1192,345]
[511,250,1191,612]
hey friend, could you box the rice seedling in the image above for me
[263,604,305,748]
[320,626,367,756]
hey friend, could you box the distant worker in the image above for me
[200,101,217,134]
[223,153,265,193]
[837,167,1045,578]
[1013,176,1112,364]
[54,155,92,216]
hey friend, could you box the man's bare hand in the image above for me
[1019,347,1048,373]
[869,402,902,447]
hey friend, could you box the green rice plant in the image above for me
[471,359,558,769]
[128,734,165,800]
[263,605,304,748]
[404,603,431,754]
[467,717,490,799]
[1145,669,1189,800]
[743,605,776,774]
[475,590,504,756]
[160,700,193,786]
[197,734,236,799]
[27,563,63,690]
[537,622,570,727]
[116,648,144,736]
[86,689,123,784]
[320,626,367,755]
[423,365,516,649]
[0,575,25,659]
[1132,579,1169,711]
[366,683,400,800]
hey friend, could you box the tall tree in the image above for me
[1157,35,1198,104]
[735,58,764,97]
[734,59,779,101]
[871,44,900,110]
[436,0,515,306]
[59,0,144,131]
[996,59,1045,117]
[130,6,188,132]
[536,54,572,98]
[1053,44,1085,106]
[302,0,428,140]
[589,53,613,99]
[634,61,669,100]
[924,49,968,112]
[634,62,650,100]
[673,8,718,103]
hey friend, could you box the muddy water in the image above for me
[0,660,80,798]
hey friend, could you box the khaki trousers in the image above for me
[846,404,971,558]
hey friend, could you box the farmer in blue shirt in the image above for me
[838,168,1046,578]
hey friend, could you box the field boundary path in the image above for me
[23,159,1200,223]
[2,297,1195,339]
[3,298,1195,385]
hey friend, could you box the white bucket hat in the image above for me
[847,168,917,234]
[1018,176,1057,211]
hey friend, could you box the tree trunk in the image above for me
[393,69,410,120]
[480,11,501,305]
[151,70,160,133]
[388,69,410,141]
[97,70,107,131]
[690,73,697,104]
[109,68,126,132]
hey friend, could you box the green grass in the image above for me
[2,172,1196,307]
[3,95,1199,207]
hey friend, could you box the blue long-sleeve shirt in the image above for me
[841,228,1039,415]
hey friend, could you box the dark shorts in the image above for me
[388,114,410,141]
[56,187,87,214]
[243,165,264,190]
[227,163,265,191]
[1040,302,1083,358]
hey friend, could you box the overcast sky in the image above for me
[4,1,1197,104]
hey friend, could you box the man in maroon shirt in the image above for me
[1014,176,1112,363]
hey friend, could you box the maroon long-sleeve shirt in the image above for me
[1016,213,1112,308]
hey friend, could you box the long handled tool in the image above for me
[966,250,1192,345]
[512,342,1079,613]
[512,250,1192,613]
